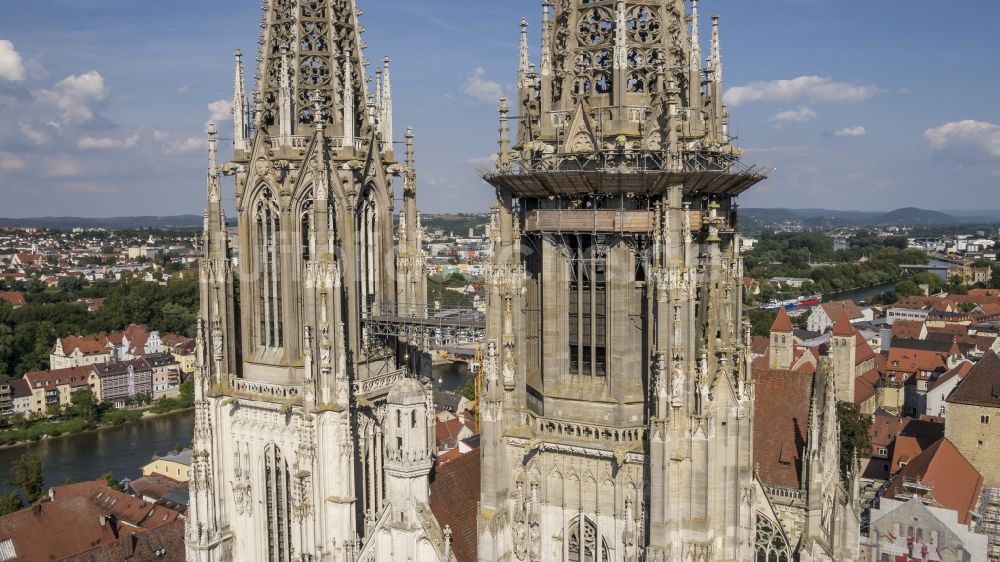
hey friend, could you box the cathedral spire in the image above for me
[540,3,552,77]
[278,47,293,145]
[710,14,724,87]
[343,55,355,147]
[233,50,249,153]
[382,56,394,154]
[518,17,530,88]
[690,1,702,75]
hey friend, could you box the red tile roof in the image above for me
[429,449,480,562]
[928,361,973,392]
[832,306,855,337]
[823,300,864,322]
[771,307,793,334]
[891,320,925,340]
[883,438,984,525]
[0,292,25,307]
[854,368,881,404]
[0,480,184,562]
[24,365,93,390]
[752,367,814,489]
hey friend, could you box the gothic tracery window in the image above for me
[255,188,284,347]
[568,516,609,562]
[568,235,607,377]
[264,444,292,562]
[755,515,791,562]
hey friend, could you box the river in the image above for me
[0,363,473,494]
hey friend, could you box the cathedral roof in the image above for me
[429,450,480,562]
[752,368,815,489]
[387,377,427,406]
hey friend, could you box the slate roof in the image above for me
[429,449,481,562]
[947,350,1000,408]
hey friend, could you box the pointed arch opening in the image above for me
[254,187,284,348]
[264,443,292,562]
[568,516,609,562]
[755,515,791,562]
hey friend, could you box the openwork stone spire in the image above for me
[255,0,375,144]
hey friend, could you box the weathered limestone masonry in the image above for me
[479,1,769,560]
[185,1,440,561]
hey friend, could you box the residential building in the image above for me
[925,361,974,418]
[806,299,871,333]
[145,352,181,398]
[90,359,153,406]
[0,480,186,562]
[946,351,1000,486]
[23,365,94,414]
[142,449,192,482]
[888,307,931,325]
[7,379,31,415]
[865,498,987,562]
[0,292,25,309]
[49,335,113,369]
[0,383,10,417]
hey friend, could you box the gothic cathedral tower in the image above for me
[479,1,766,560]
[186,1,434,561]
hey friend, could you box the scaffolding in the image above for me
[979,486,1000,562]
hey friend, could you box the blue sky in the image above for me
[0,0,998,217]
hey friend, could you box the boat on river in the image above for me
[763,294,823,311]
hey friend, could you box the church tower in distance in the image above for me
[480,1,767,560]
[186,1,437,560]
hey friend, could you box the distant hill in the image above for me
[0,215,207,230]
[742,207,1000,229]
[867,207,958,226]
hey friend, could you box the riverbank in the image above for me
[0,406,195,449]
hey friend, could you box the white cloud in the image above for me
[43,155,81,177]
[207,99,233,126]
[35,71,110,124]
[18,122,49,145]
[834,126,867,138]
[0,40,26,81]
[78,134,139,150]
[166,137,205,154]
[463,68,504,105]
[177,85,191,95]
[768,106,817,127]
[0,151,26,172]
[923,120,1000,158]
[725,76,880,107]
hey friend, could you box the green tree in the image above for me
[894,280,921,298]
[70,388,99,423]
[10,453,44,503]
[0,491,23,516]
[748,309,778,338]
[101,471,118,489]
[837,402,871,478]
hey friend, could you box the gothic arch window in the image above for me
[755,515,791,562]
[300,197,315,262]
[255,187,284,347]
[264,444,292,562]
[568,516,609,562]
[358,189,381,313]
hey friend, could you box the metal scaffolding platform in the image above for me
[362,304,486,348]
